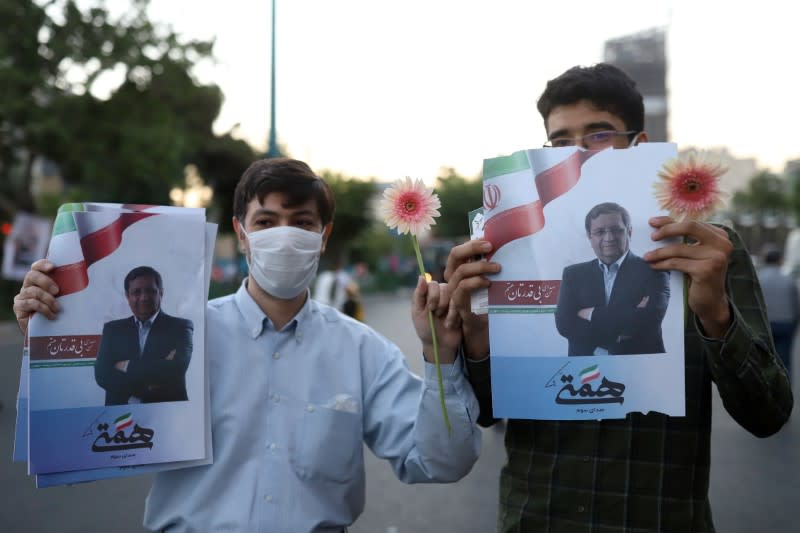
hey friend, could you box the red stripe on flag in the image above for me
[116,419,133,431]
[483,150,597,256]
[50,212,157,297]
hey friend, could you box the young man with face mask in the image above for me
[442,64,792,532]
[13,157,481,532]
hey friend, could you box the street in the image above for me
[0,291,797,532]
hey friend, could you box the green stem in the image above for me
[412,234,452,434]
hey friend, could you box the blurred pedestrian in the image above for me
[758,245,799,383]
[342,281,364,321]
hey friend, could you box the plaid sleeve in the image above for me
[697,224,793,437]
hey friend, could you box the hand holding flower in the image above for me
[411,276,461,364]
[379,176,452,432]
[646,151,732,337]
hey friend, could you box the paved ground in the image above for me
[0,292,797,532]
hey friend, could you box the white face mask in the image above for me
[244,225,323,299]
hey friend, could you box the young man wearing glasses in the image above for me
[555,202,670,356]
[443,63,792,531]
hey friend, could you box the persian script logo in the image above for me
[554,365,625,405]
[483,183,501,211]
[91,412,155,453]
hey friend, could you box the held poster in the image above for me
[25,203,213,477]
[483,143,685,420]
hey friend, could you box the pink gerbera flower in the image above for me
[654,152,727,221]
[380,177,441,235]
[379,176,450,433]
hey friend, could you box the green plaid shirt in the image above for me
[466,226,793,533]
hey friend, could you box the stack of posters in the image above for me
[14,202,216,487]
[478,143,686,421]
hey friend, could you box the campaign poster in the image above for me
[26,203,211,475]
[2,212,52,281]
[483,143,685,420]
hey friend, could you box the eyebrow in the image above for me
[250,207,317,219]
[548,121,618,140]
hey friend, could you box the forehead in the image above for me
[128,276,159,289]
[545,100,627,135]
[590,212,626,228]
[244,192,321,220]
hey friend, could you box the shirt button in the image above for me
[272,394,280,403]
[269,443,277,450]
[252,328,259,337]
[272,352,280,360]
[296,332,303,341]
[578,505,585,513]
[265,495,273,502]
[306,405,314,413]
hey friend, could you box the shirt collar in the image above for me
[136,309,160,327]
[597,250,629,273]
[234,279,314,340]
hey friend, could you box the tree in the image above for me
[319,171,376,264]
[433,167,483,239]
[731,171,788,213]
[0,0,252,221]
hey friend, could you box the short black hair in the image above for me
[124,266,163,292]
[585,202,632,234]
[537,63,644,134]
[233,158,335,226]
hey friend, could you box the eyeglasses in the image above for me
[543,130,638,148]
[590,227,627,238]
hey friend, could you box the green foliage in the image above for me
[319,171,377,263]
[0,0,255,224]
[433,167,483,238]
[731,171,788,213]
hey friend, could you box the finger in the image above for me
[650,219,729,244]
[14,291,59,321]
[443,240,493,281]
[425,281,441,312]
[411,275,428,312]
[447,259,501,289]
[22,267,60,296]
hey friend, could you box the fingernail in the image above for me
[480,242,492,252]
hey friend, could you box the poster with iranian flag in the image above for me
[22,203,214,480]
[482,143,685,420]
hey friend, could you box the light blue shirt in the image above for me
[143,283,481,532]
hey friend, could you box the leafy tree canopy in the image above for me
[0,0,256,227]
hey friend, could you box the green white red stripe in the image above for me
[580,365,601,384]
[114,413,133,431]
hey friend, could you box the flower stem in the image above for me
[412,234,452,434]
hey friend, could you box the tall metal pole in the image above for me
[266,0,280,158]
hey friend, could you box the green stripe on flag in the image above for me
[580,365,599,377]
[30,360,96,369]
[114,413,131,424]
[483,150,530,179]
[52,204,84,236]
[489,307,556,314]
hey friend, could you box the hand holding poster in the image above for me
[18,203,214,485]
[482,143,685,420]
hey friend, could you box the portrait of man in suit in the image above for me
[94,266,194,405]
[555,202,670,356]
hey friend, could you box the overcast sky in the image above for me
[140,0,799,183]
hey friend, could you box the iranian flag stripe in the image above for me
[49,210,157,297]
[580,365,601,384]
[482,150,597,256]
[115,412,133,431]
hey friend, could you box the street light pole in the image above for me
[266,0,280,158]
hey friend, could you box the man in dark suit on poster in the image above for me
[555,202,670,356]
[95,266,194,405]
